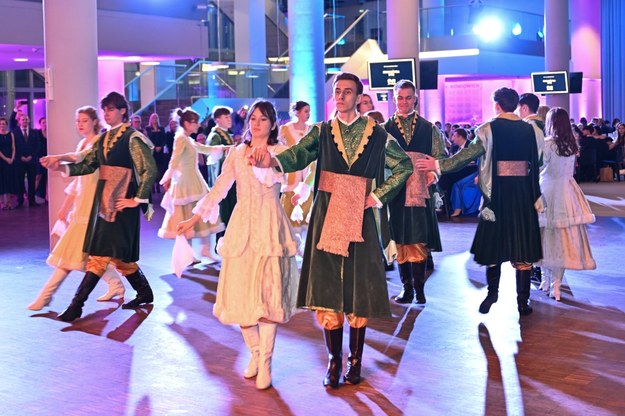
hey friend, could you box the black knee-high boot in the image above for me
[323,328,343,388]
[122,268,153,309]
[516,269,533,316]
[57,271,100,322]
[412,261,427,304]
[344,326,366,385]
[395,262,414,304]
[479,264,501,314]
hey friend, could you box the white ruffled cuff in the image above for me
[252,166,285,187]
[292,181,311,202]
[192,198,220,225]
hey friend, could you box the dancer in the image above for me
[29,107,125,311]
[383,79,445,305]
[207,106,237,249]
[537,107,596,300]
[45,92,157,322]
[177,100,300,390]
[278,101,314,249]
[158,107,225,262]
[416,87,543,316]
[248,72,412,388]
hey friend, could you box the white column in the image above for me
[234,0,267,97]
[544,0,570,111]
[43,0,98,241]
[386,0,421,116]
[287,0,325,122]
[569,0,601,121]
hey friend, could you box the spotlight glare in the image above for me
[512,23,522,36]
[474,16,503,42]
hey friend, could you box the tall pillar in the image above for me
[234,0,267,98]
[601,0,624,121]
[569,0,601,122]
[43,0,98,240]
[98,60,125,107]
[287,0,325,122]
[544,0,570,111]
[386,0,421,117]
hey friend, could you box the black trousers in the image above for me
[17,161,37,204]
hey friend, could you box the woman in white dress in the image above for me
[177,100,299,390]
[158,108,225,262]
[278,101,314,246]
[538,107,596,300]
[28,106,125,310]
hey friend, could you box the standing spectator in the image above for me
[356,93,374,114]
[416,87,543,316]
[177,100,300,390]
[14,114,40,207]
[131,114,147,136]
[0,117,18,209]
[35,117,48,203]
[537,107,596,300]
[145,113,167,193]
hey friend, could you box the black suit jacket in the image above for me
[13,127,40,162]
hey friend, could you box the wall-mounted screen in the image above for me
[368,58,416,90]
[531,71,569,94]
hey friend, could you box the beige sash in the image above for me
[316,170,372,257]
[404,152,430,207]
[98,165,132,222]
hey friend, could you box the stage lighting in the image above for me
[536,30,544,41]
[512,23,522,36]
[472,16,503,42]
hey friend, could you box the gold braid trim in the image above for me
[103,123,129,159]
[215,128,234,145]
[393,112,417,145]
[330,116,375,168]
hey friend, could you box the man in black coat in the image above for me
[13,114,40,207]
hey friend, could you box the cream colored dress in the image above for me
[192,143,299,326]
[158,133,225,238]
[278,123,314,227]
[47,139,98,270]
[538,138,596,270]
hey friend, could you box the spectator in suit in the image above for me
[13,114,40,207]
[35,117,48,203]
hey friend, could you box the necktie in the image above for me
[23,128,28,139]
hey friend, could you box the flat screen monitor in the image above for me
[569,72,583,94]
[420,60,439,90]
[368,58,416,90]
[531,71,569,94]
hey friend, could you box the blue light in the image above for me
[472,16,503,42]
[512,23,522,36]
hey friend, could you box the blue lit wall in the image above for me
[287,0,325,122]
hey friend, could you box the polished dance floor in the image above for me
[1,196,624,416]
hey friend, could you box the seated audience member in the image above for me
[450,171,480,217]
[438,128,477,205]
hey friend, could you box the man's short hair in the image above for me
[393,79,416,95]
[493,87,519,113]
[332,72,363,95]
[212,106,232,119]
[519,93,540,114]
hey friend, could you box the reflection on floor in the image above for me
[1,204,624,416]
